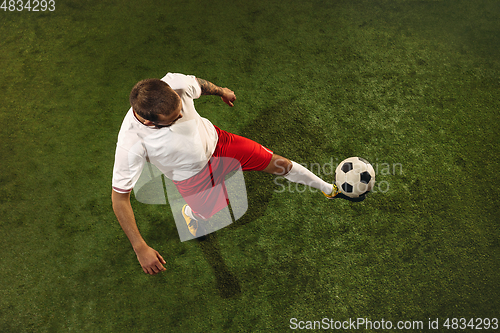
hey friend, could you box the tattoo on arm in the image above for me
[197,78,224,96]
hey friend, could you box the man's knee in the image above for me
[262,154,292,175]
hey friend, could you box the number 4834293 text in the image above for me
[1,0,55,11]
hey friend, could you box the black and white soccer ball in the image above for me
[335,157,375,198]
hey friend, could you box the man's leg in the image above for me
[210,126,338,198]
[176,156,237,237]
[262,154,336,196]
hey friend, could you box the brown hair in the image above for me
[129,79,181,122]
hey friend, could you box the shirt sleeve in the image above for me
[112,145,146,193]
[161,73,202,100]
[184,74,202,99]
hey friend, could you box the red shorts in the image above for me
[173,126,273,219]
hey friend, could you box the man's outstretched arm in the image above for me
[111,190,166,275]
[196,78,236,107]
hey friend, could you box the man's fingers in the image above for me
[137,248,166,274]
[153,262,166,273]
[220,88,236,107]
[146,266,158,275]
[143,261,166,275]
[153,263,166,274]
[222,96,234,107]
[154,251,167,270]
[157,252,167,265]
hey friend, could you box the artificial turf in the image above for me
[1,0,499,332]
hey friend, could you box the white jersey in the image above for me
[112,73,218,193]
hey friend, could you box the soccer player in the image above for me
[112,73,339,275]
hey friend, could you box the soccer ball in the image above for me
[335,157,375,198]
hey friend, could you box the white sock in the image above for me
[284,161,334,195]
[184,205,198,221]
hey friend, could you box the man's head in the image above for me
[129,79,182,123]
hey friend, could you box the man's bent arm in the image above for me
[197,78,224,96]
[111,190,166,275]
[196,78,236,107]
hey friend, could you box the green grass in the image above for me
[1,0,499,332]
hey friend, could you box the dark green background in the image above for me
[1,0,499,332]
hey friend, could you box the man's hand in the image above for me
[112,190,166,275]
[221,87,236,107]
[134,244,167,275]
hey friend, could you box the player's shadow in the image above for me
[188,105,286,298]
[193,100,367,298]
[227,99,335,229]
[190,171,274,299]
[196,233,241,299]
[194,100,335,298]
[335,193,366,202]
[226,171,275,229]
